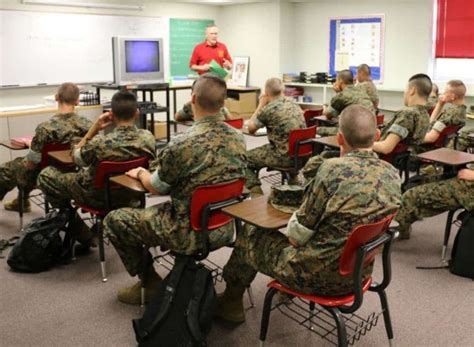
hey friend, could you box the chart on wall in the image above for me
[329,16,385,82]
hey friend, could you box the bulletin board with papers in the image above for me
[329,16,385,82]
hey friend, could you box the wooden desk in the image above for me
[312,136,340,149]
[313,115,338,126]
[110,174,147,193]
[415,148,474,166]
[222,195,291,230]
[48,150,73,164]
[0,140,27,150]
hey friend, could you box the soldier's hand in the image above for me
[22,139,32,148]
[127,167,145,179]
[202,64,211,72]
[258,94,269,107]
[96,112,113,130]
[223,59,232,70]
[457,168,474,181]
[288,237,299,248]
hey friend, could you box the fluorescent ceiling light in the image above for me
[22,0,144,11]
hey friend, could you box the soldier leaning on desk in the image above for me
[37,91,156,245]
[102,74,247,305]
[0,83,91,213]
[355,63,379,110]
[244,77,305,194]
[216,105,401,323]
[318,69,375,137]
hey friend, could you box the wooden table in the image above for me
[0,140,27,150]
[222,195,291,230]
[110,174,147,193]
[312,135,340,149]
[313,115,338,126]
[415,148,474,167]
[48,150,74,164]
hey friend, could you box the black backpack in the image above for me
[133,256,217,347]
[7,210,72,273]
[449,211,474,279]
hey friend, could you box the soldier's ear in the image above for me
[191,93,197,105]
[55,94,59,102]
[336,132,345,146]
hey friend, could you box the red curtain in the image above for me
[435,0,474,58]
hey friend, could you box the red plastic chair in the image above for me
[303,109,323,127]
[376,114,385,127]
[75,156,150,282]
[432,125,462,148]
[259,213,397,347]
[380,142,410,188]
[224,118,244,129]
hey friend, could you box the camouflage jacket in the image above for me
[426,96,439,110]
[327,85,376,117]
[177,101,230,121]
[26,112,92,164]
[254,96,305,157]
[431,103,467,133]
[381,105,430,146]
[356,80,379,107]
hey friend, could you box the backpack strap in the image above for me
[186,266,212,345]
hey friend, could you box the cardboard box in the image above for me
[225,91,257,114]
[229,111,253,120]
[151,121,168,140]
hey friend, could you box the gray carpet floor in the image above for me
[1,132,473,347]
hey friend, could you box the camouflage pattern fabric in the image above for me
[268,184,304,214]
[356,80,379,107]
[301,150,340,181]
[395,173,474,234]
[103,114,247,276]
[452,128,474,151]
[38,125,156,210]
[326,85,376,118]
[176,101,230,121]
[426,96,439,111]
[223,150,401,296]
[244,96,305,189]
[430,104,466,133]
[0,112,91,200]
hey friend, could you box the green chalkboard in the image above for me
[170,18,214,77]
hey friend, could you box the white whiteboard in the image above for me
[0,10,169,87]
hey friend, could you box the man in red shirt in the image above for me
[189,24,232,74]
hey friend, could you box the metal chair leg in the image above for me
[309,301,316,330]
[97,219,107,282]
[377,289,394,342]
[442,210,456,261]
[247,286,255,308]
[19,188,24,229]
[325,307,348,347]
[259,287,277,346]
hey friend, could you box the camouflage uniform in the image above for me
[319,85,376,137]
[356,80,379,108]
[245,96,305,189]
[223,150,401,296]
[38,125,156,210]
[426,96,439,111]
[453,128,474,151]
[103,115,247,276]
[0,113,91,201]
[176,101,230,121]
[395,171,474,234]
[431,104,466,132]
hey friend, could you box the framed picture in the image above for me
[230,56,249,87]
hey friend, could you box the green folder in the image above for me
[209,60,228,78]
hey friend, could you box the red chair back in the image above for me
[224,118,244,129]
[190,179,245,232]
[433,125,461,148]
[428,107,435,116]
[40,143,71,169]
[339,213,396,276]
[303,109,323,127]
[376,114,384,126]
[288,126,317,157]
[380,142,409,164]
[94,156,150,189]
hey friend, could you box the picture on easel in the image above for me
[230,56,249,87]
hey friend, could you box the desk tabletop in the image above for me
[416,148,474,166]
[110,174,147,193]
[48,150,73,164]
[222,195,291,230]
[313,135,339,149]
[313,115,338,125]
[0,140,27,150]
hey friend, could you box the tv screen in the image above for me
[125,40,160,73]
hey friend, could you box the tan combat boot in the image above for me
[117,267,162,305]
[215,285,246,323]
[4,198,31,213]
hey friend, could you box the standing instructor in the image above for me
[189,24,232,74]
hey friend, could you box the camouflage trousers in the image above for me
[223,224,367,296]
[244,144,293,189]
[0,157,39,200]
[103,203,234,277]
[37,166,142,210]
[301,151,340,181]
[317,126,338,137]
[395,177,474,234]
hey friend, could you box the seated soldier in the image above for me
[356,63,379,110]
[103,74,247,305]
[0,82,91,212]
[426,83,439,111]
[217,105,401,323]
[245,77,305,194]
[372,74,431,155]
[454,128,474,152]
[394,166,474,239]
[318,69,375,137]
[423,80,467,146]
[38,91,156,244]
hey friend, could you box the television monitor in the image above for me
[112,37,164,85]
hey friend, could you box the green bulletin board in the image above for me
[170,18,214,77]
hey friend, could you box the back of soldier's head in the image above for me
[357,64,371,76]
[57,82,79,105]
[193,73,227,113]
[337,69,354,85]
[111,91,138,121]
[447,80,466,99]
[431,83,439,96]
[408,74,432,100]
[265,78,284,97]
[339,105,376,148]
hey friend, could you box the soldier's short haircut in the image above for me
[337,69,354,85]
[111,91,138,121]
[408,74,432,99]
[339,105,376,148]
[265,78,284,97]
[432,83,439,95]
[357,64,371,76]
[193,73,227,112]
[447,79,466,98]
[57,82,79,105]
